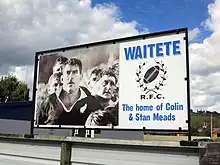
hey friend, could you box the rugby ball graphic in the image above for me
[143,65,160,83]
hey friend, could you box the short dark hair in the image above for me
[55,56,68,64]
[91,68,102,76]
[64,57,83,73]
[100,69,117,84]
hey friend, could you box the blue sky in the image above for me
[92,0,214,43]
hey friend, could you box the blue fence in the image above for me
[0,101,33,121]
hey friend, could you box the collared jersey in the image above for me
[37,86,103,126]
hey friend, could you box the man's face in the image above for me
[96,75,116,99]
[62,64,82,94]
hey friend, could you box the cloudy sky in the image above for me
[0,0,219,112]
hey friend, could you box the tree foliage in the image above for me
[0,74,29,102]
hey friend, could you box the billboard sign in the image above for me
[33,28,190,131]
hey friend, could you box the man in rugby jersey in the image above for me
[85,69,119,127]
[38,57,102,126]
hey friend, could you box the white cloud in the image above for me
[8,65,34,87]
[203,0,220,32]
[8,65,34,100]
[1,0,220,113]
[0,0,145,99]
[189,0,220,111]
[188,27,200,40]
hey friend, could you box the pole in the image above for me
[60,142,72,165]
[184,28,191,141]
[91,130,95,138]
[211,113,213,138]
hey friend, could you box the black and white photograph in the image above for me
[34,44,119,128]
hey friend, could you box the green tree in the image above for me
[0,74,29,102]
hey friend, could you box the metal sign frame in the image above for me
[30,27,191,141]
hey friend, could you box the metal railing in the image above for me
[0,133,205,165]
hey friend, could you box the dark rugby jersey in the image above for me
[85,95,119,127]
[38,86,103,126]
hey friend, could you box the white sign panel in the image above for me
[118,32,188,130]
[33,29,189,131]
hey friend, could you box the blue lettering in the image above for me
[124,47,135,60]
[153,113,175,121]
[163,41,172,56]
[143,45,147,58]
[122,104,133,111]
[124,40,182,61]
[156,43,163,57]
[166,102,183,110]
[135,113,151,121]
[136,104,153,111]
[173,40,181,55]
[148,44,155,58]
[135,46,142,59]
